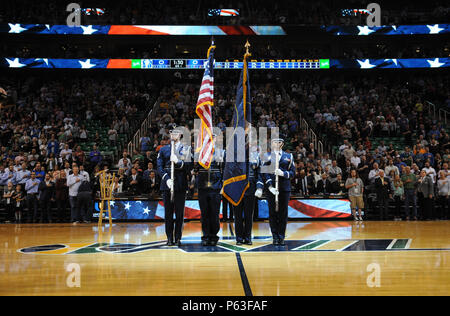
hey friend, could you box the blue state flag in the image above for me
[222,56,251,206]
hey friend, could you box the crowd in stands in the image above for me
[0,71,449,223]
[1,0,448,25]
[132,72,449,221]
[0,74,156,223]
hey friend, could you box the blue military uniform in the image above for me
[234,149,263,244]
[157,141,192,244]
[196,148,224,245]
[261,150,296,244]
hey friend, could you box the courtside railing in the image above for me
[425,100,449,125]
[127,97,160,154]
[299,112,324,156]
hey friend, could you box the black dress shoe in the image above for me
[166,241,174,246]
[210,240,218,246]
[201,240,209,246]
[246,240,253,245]
[175,240,182,247]
[272,239,279,245]
[236,240,243,246]
[278,239,286,246]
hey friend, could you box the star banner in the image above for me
[1,57,449,69]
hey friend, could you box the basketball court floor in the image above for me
[0,221,449,295]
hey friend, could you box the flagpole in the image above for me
[244,40,252,180]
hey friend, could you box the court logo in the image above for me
[18,239,416,254]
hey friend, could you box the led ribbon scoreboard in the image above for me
[132,59,329,69]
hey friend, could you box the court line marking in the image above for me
[291,240,319,251]
[405,238,412,249]
[386,239,397,249]
[336,240,359,252]
[17,243,69,255]
[241,243,272,252]
[235,253,253,296]
[311,239,334,249]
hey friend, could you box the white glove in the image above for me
[269,186,279,196]
[220,187,224,195]
[166,179,174,190]
[255,188,263,198]
[274,168,284,177]
[170,154,179,163]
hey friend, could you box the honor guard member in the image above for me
[235,142,263,245]
[196,133,224,246]
[262,137,295,246]
[157,126,191,247]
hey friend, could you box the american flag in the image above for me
[208,9,239,17]
[195,43,215,169]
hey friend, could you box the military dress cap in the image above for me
[271,138,284,143]
[169,125,183,135]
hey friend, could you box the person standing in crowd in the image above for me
[262,138,295,246]
[89,145,102,169]
[417,170,434,220]
[392,174,404,220]
[77,175,93,223]
[12,184,25,223]
[143,162,156,179]
[3,182,15,223]
[5,164,17,185]
[331,173,346,194]
[157,127,191,247]
[73,146,86,166]
[196,134,225,246]
[316,173,332,195]
[55,171,69,222]
[79,164,90,182]
[401,166,418,220]
[144,170,160,198]
[126,167,142,195]
[67,165,83,224]
[38,173,55,223]
[422,161,437,183]
[328,160,342,183]
[47,134,59,156]
[25,171,40,223]
[369,163,382,183]
[60,144,72,162]
[385,159,399,177]
[0,165,9,186]
[297,169,314,196]
[16,162,30,189]
[437,171,449,220]
[375,170,392,220]
[33,163,45,182]
[345,169,365,221]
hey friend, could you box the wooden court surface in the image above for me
[0,220,449,296]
